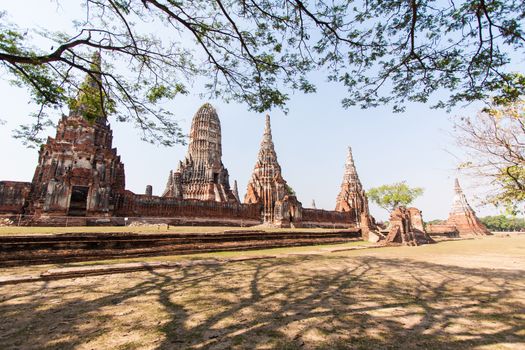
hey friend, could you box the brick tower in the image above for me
[335,147,375,235]
[163,103,237,202]
[28,52,125,218]
[446,179,491,236]
[244,115,301,227]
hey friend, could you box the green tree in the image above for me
[285,184,296,196]
[480,215,525,231]
[368,182,424,212]
[1,1,524,145]
[426,219,445,225]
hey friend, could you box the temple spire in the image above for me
[162,103,237,202]
[233,180,240,202]
[245,114,299,226]
[450,178,472,214]
[70,51,105,123]
[187,103,222,163]
[446,178,491,236]
[258,114,277,160]
[335,146,374,231]
[342,147,358,183]
[454,178,461,193]
[80,51,102,92]
[264,114,272,137]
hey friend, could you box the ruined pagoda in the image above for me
[162,103,237,202]
[335,147,374,231]
[446,179,491,236]
[244,115,302,227]
[28,52,125,217]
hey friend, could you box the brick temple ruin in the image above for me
[0,56,376,230]
[334,147,376,238]
[244,114,302,227]
[383,207,435,246]
[427,179,491,237]
[162,103,237,202]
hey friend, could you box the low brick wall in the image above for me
[301,208,356,228]
[0,230,362,266]
[426,224,459,237]
[115,192,262,226]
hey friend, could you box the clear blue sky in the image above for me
[0,1,500,221]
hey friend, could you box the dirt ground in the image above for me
[1,235,524,350]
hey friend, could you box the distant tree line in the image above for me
[426,216,525,232]
[479,215,525,232]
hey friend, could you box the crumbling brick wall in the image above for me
[0,181,31,214]
[115,191,262,225]
[301,208,356,228]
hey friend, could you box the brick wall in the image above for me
[115,191,262,226]
[0,181,31,214]
[301,208,356,228]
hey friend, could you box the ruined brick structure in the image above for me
[335,147,375,235]
[384,206,434,246]
[27,114,126,218]
[0,181,31,214]
[163,103,237,202]
[301,208,355,228]
[426,224,458,238]
[0,58,365,230]
[116,191,261,226]
[27,54,125,218]
[445,179,491,236]
[244,115,303,227]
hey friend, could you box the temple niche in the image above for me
[446,179,491,236]
[335,147,375,235]
[244,115,302,227]
[28,53,125,218]
[163,103,237,203]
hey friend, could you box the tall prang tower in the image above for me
[335,147,374,230]
[446,179,491,236]
[245,115,302,226]
[28,52,125,217]
[162,103,237,202]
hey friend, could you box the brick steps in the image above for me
[0,230,361,267]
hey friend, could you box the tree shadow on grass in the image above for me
[0,255,524,349]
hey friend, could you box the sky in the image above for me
[0,1,504,221]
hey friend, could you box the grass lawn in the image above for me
[0,235,524,349]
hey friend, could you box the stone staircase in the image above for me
[0,229,361,266]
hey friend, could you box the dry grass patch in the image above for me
[0,236,524,349]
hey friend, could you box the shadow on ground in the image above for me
[0,255,524,349]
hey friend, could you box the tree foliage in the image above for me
[455,99,525,214]
[367,182,424,212]
[1,0,524,146]
[480,215,525,231]
[426,219,446,225]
